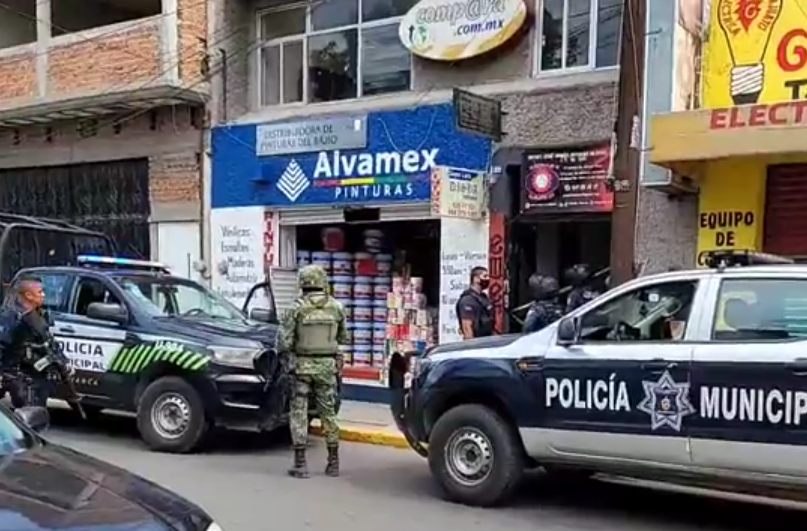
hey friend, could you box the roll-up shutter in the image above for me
[378,203,436,221]
[763,165,807,257]
[271,267,300,320]
[279,207,345,225]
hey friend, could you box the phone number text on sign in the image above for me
[434,166,486,219]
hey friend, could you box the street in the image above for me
[42,410,806,531]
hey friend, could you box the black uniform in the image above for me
[523,274,563,333]
[566,286,601,313]
[563,264,601,313]
[0,303,67,407]
[456,289,494,338]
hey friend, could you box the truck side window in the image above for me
[579,280,698,342]
[712,278,807,341]
[8,273,71,313]
[74,278,122,316]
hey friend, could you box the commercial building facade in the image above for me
[0,0,208,277]
[645,0,807,266]
[208,0,626,397]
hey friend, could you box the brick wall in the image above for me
[149,152,201,203]
[178,0,208,87]
[49,23,162,97]
[0,50,37,105]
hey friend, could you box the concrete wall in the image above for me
[634,0,698,275]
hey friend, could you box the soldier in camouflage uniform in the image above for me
[280,264,347,479]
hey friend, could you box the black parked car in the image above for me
[0,405,222,531]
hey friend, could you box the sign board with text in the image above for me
[453,89,504,141]
[399,0,527,61]
[704,0,807,107]
[256,116,367,157]
[431,166,487,219]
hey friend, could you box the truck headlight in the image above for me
[205,522,224,531]
[209,346,261,368]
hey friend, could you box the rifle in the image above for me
[510,267,611,325]
[30,340,86,420]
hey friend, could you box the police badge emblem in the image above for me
[637,370,695,432]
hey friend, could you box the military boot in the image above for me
[325,444,339,477]
[288,445,309,479]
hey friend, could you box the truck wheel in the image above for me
[136,377,209,454]
[428,404,524,507]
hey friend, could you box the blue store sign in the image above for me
[211,104,491,208]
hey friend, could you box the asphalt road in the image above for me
[44,410,807,531]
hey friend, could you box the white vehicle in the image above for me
[389,251,807,506]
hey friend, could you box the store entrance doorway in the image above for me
[509,217,611,328]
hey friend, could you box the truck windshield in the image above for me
[115,276,245,320]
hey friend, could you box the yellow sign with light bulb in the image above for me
[703,0,807,108]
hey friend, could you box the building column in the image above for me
[35,0,50,97]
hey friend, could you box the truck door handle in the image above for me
[516,357,544,372]
[788,358,807,375]
[641,359,677,371]
[58,326,75,334]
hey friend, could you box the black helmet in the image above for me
[563,264,591,287]
[528,273,559,299]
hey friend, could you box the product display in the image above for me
[386,273,437,361]
[297,226,405,369]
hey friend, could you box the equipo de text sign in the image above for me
[256,116,367,157]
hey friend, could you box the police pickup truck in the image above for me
[12,255,288,454]
[390,251,807,507]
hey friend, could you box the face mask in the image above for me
[479,279,490,290]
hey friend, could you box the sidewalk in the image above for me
[310,400,409,449]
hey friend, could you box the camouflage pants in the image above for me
[289,370,339,446]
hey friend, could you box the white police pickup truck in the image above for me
[389,251,807,506]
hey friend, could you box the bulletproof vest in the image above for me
[295,296,340,356]
[20,310,55,370]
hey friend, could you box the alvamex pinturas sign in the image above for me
[398,0,526,61]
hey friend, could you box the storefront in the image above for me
[647,0,807,264]
[490,142,615,325]
[210,104,491,399]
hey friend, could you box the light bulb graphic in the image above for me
[716,0,782,104]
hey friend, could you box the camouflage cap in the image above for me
[298,264,329,291]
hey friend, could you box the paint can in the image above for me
[375,253,393,275]
[352,300,373,322]
[353,276,374,299]
[353,345,372,366]
[331,276,353,299]
[311,251,332,273]
[332,252,354,275]
[296,250,311,267]
[353,322,373,345]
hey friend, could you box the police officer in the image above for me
[456,266,494,339]
[522,274,563,333]
[281,265,347,479]
[0,277,72,408]
[563,264,601,313]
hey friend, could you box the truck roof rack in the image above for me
[704,250,795,269]
[77,255,169,273]
[0,213,117,288]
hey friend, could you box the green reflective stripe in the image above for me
[176,351,195,369]
[109,348,127,372]
[169,349,184,364]
[121,345,145,373]
[133,345,157,372]
[189,356,208,371]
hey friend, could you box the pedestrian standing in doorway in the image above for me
[456,266,494,339]
[280,265,347,479]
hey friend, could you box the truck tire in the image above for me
[136,377,209,454]
[428,404,524,507]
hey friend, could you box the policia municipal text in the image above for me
[0,278,75,408]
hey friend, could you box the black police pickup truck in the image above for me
[390,251,807,508]
[11,255,289,454]
[0,405,223,531]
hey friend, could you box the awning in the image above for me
[0,86,208,128]
[649,101,807,173]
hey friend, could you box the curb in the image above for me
[310,422,411,449]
